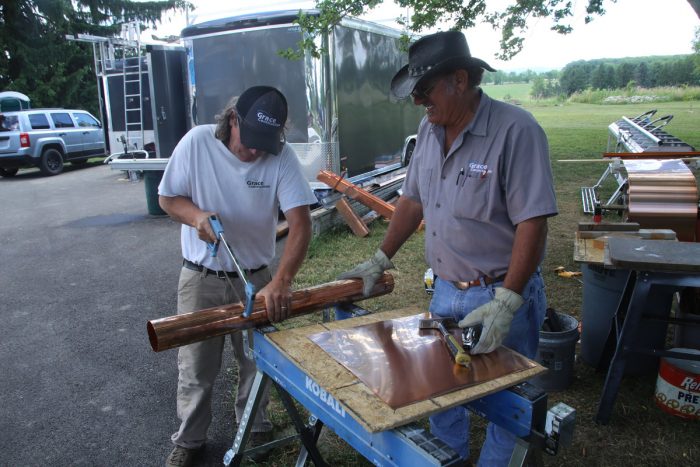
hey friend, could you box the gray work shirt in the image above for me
[402,91,558,282]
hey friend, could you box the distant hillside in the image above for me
[565,54,692,68]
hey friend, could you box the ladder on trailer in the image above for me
[119,22,145,153]
[66,21,149,160]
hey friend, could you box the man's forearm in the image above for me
[159,195,206,227]
[503,216,548,295]
[159,195,217,243]
[380,196,424,258]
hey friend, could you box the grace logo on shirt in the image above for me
[247,179,270,189]
[468,162,491,179]
[256,111,281,128]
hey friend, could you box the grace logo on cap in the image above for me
[256,111,280,128]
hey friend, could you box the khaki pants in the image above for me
[170,266,273,449]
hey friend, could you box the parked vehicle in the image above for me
[0,91,31,112]
[181,10,424,189]
[0,108,106,176]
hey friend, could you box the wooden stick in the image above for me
[317,170,424,231]
[335,197,369,237]
[602,151,700,159]
[147,273,395,352]
[317,170,396,220]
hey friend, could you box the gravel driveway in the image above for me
[0,163,257,466]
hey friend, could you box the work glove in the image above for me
[338,249,394,297]
[458,287,524,355]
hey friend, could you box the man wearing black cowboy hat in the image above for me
[340,31,558,465]
[158,86,316,467]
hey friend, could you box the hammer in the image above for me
[419,317,471,367]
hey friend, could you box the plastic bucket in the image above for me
[654,348,700,420]
[532,313,579,392]
[144,170,166,216]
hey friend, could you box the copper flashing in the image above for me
[309,313,537,409]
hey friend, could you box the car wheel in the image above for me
[39,148,64,176]
[0,167,19,177]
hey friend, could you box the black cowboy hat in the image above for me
[390,31,496,99]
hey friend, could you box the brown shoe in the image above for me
[165,445,198,467]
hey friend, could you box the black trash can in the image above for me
[581,264,672,374]
[144,170,166,216]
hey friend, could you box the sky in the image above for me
[148,0,699,71]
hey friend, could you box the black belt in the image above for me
[182,259,266,280]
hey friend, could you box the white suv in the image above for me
[0,108,106,176]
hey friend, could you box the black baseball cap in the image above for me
[235,86,288,155]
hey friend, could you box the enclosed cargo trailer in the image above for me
[181,10,423,189]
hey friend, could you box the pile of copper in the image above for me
[625,159,698,241]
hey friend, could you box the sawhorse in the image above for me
[225,306,574,466]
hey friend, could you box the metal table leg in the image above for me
[596,272,652,424]
[274,381,329,467]
[223,370,271,466]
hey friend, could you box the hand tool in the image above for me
[461,324,482,352]
[418,317,471,367]
[207,215,256,318]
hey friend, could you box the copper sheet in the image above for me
[623,159,698,241]
[309,314,537,409]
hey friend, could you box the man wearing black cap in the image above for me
[158,86,316,467]
[340,31,558,465]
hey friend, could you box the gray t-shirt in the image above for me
[403,91,558,282]
[159,124,317,271]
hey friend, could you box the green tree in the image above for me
[591,63,614,89]
[649,62,664,86]
[0,1,188,114]
[287,1,700,60]
[530,76,546,99]
[559,61,593,95]
[615,62,635,89]
[635,62,651,88]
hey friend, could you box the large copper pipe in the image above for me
[147,273,395,352]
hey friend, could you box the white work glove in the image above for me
[338,249,394,297]
[458,287,524,354]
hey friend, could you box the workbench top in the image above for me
[573,226,676,265]
[266,307,545,433]
[608,237,700,272]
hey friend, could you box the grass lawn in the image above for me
[482,82,533,102]
[258,100,700,466]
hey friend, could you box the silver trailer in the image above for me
[181,10,423,189]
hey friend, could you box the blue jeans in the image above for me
[428,272,547,466]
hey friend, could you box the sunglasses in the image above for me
[410,78,441,100]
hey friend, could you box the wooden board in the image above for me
[317,170,397,220]
[335,197,369,237]
[266,307,545,433]
[574,229,676,264]
[577,222,640,232]
[607,237,700,272]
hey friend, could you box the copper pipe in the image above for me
[147,273,395,352]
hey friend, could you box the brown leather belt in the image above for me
[452,274,506,290]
